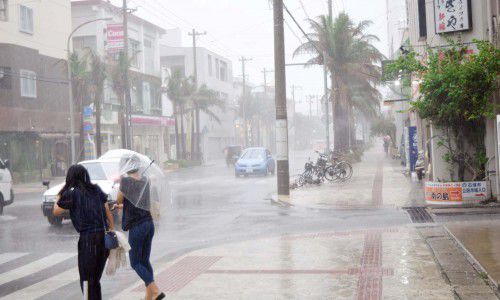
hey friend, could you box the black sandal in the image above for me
[155,293,166,300]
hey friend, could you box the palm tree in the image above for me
[86,51,106,157]
[69,52,91,160]
[166,70,193,159]
[294,13,384,152]
[107,53,130,149]
[191,84,226,159]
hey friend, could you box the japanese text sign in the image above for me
[434,0,472,33]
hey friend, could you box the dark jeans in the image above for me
[78,231,109,300]
[129,220,155,286]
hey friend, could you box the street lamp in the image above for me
[66,17,112,164]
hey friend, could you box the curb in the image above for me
[443,225,500,296]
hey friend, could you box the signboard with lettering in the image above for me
[408,126,418,172]
[434,0,472,34]
[106,23,124,53]
[425,181,489,205]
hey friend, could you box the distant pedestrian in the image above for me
[115,154,165,300]
[53,165,114,300]
[383,135,392,157]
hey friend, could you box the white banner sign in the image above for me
[434,0,472,34]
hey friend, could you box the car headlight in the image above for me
[44,195,57,203]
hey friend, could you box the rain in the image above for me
[0,0,500,299]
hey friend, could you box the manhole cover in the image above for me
[403,207,434,223]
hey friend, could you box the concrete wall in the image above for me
[0,0,71,60]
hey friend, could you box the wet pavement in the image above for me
[447,220,500,287]
[0,147,497,299]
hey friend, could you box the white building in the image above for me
[406,0,500,195]
[161,35,236,162]
[71,0,174,163]
[0,0,73,180]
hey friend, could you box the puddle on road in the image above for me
[447,220,500,284]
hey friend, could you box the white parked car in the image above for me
[41,156,121,226]
[0,159,13,215]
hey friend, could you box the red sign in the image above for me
[106,24,124,53]
[131,115,175,127]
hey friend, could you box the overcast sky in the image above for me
[117,0,389,113]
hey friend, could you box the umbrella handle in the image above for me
[141,160,155,177]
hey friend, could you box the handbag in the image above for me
[101,203,119,250]
[105,231,119,250]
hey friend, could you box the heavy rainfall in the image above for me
[0,0,499,299]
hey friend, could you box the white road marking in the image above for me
[0,253,29,266]
[0,267,79,300]
[0,253,75,286]
[0,215,17,222]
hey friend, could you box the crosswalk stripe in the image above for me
[0,253,75,286]
[0,267,78,299]
[0,253,29,266]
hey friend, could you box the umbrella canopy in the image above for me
[118,152,167,218]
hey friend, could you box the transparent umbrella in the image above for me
[118,152,167,219]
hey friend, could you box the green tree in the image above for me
[107,53,130,148]
[388,41,500,180]
[295,13,383,152]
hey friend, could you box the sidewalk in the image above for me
[112,226,479,300]
[13,178,64,194]
[289,147,424,209]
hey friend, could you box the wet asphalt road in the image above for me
[0,154,411,299]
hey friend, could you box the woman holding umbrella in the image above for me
[115,153,165,300]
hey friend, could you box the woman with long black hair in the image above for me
[53,164,114,300]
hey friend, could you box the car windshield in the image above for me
[80,162,119,181]
[241,149,265,160]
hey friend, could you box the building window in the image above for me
[73,36,97,55]
[215,58,220,79]
[0,0,8,21]
[144,36,154,74]
[220,61,227,81]
[19,5,33,34]
[417,0,427,39]
[208,55,212,76]
[20,69,36,98]
[0,67,12,89]
[129,39,141,68]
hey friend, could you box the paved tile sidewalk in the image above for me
[112,226,457,300]
[290,147,424,209]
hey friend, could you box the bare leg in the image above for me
[148,282,160,299]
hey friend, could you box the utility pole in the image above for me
[122,0,132,149]
[240,56,252,147]
[324,0,333,154]
[188,29,207,160]
[273,0,290,198]
[262,68,273,94]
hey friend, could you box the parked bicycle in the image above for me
[294,151,353,188]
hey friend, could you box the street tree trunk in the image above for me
[174,103,181,160]
[180,105,186,159]
[332,76,350,153]
[95,87,103,157]
[195,107,201,161]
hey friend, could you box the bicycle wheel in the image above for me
[335,162,353,182]
[323,165,337,181]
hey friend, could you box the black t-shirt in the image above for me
[57,186,108,234]
[120,177,152,231]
